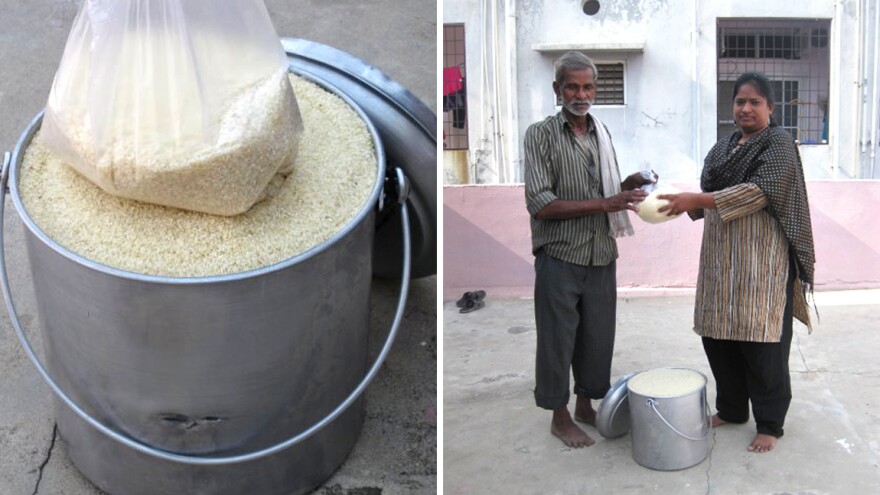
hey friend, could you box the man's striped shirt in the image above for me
[524,112,617,267]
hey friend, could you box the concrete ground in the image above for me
[444,291,880,494]
[0,2,436,494]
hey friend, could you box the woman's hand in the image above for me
[657,192,714,216]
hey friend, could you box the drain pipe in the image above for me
[871,0,879,178]
[831,0,844,178]
[506,0,520,183]
[691,0,701,178]
[477,0,490,183]
[491,0,507,183]
[859,0,869,158]
[855,0,868,178]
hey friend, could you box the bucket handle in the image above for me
[0,155,413,466]
[644,397,712,442]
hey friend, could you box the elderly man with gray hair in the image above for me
[524,51,652,448]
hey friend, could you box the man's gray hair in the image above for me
[554,51,598,85]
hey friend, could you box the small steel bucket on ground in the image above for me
[627,368,711,471]
[0,53,426,494]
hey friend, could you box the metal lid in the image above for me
[596,373,635,439]
[283,38,436,279]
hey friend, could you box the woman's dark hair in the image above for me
[732,72,778,127]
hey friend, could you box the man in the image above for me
[524,51,651,448]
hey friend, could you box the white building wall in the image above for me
[444,0,877,182]
[517,0,699,180]
[444,0,520,184]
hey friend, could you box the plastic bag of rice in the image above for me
[40,0,303,216]
[633,162,682,224]
[635,183,684,224]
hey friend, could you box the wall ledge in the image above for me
[531,42,646,53]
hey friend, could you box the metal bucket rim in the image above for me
[627,367,708,400]
[8,68,386,286]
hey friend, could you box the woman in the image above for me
[658,72,815,453]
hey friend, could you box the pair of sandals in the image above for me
[456,290,486,313]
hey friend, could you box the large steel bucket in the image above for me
[628,368,711,471]
[0,69,413,495]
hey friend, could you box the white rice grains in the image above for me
[19,75,377,278]
[627,368,705,398]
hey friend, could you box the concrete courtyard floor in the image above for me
[443,290,880,494]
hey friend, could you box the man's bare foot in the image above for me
[711,414,727,428]
[551,407,595,448]
[574,396,597,426]
[747,433,777,453]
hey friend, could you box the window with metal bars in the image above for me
[443,24,468,150]
[721,33,803,60]
[717,19,830,144]
[555,62,625,106]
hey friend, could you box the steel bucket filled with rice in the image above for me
[598,368,712,471]
[0,37,434,495]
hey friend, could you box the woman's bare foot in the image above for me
[551,407,595,448]
[574,397,597,426]
[747,434,777,453]
[711,414,727,427]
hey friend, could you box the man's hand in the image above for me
[603,189,648,212]
[621,171,657,191]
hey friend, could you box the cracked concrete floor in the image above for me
[443,292,880,494]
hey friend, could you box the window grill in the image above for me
[595,63,625,105]
[443,24,468,150]
[717,19,831,144]
[721,33,803,59]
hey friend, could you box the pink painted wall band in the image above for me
[444,182,880,299]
